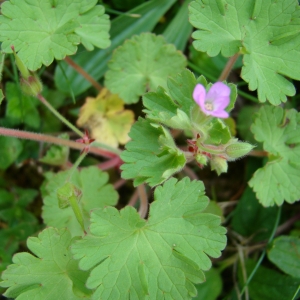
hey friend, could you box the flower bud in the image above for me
[225,141,254,161]
[12,46,43,96]
[57,182,82,209]
[20,73,43,96]
[195,153,208,166]
[210,156,228,175]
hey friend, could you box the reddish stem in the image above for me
[218,53,240,81]
[64,56,102,91]
[0,127,117,159]
[98,156,122,170]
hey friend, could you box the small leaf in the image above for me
[77,88,134,147]
[0,228,92,299]
[39,133,69,166]
[42,166,118,237]
[72,177,227,299]
[121,118,186,186]
[105,33,186,104]
[5,82,40,129]
[249,106,300,206]
[268,236,300,278]
[0,0,110,70]
[0,136,23,170]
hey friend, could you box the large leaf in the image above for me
[249,106,300,206]
[189,0,300,105]
[72,177,227,300]
[267,236,300,279]
[105,33,186,104]
[42,166,118,237]
[0,228,92,299]
[54,0,177,95]
[121,118,186,186]
[0,0,110,70]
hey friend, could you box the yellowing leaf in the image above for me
[77,88,134,147]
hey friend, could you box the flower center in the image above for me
[204,102,214,111]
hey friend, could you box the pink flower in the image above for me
[193,82,231,118]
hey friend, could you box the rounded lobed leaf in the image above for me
[0,0,110,70]
[72,177,227,300]
[0,227,93,299]
[189,0,300,105]
[249,106,300,206]
[105,32,187,104]
[42,166,118,237]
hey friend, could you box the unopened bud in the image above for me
[210,156,228,175]
[11,46,30,80]
[225,142,254,161]
[195,153,208,166]
[11,46,43,96]
[20,73,43,96]
[57,182,82,209]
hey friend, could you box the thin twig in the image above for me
[113,179,127,190]
[249,150,268,157]
[137,184,148,219]
[218,53,240,82]
[64,56,102,91]
[0,127,117,159]
[128,188,139,207]
[183,165,199,180]
[37,93,83,137]
[237,245,249,300]
[98,156,122,170]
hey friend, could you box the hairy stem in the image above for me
[64,56,102,91]
[37,93,83,137]
[0,127,117,159]
[218,53,240,82]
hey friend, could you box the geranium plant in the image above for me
[0,0,299,299]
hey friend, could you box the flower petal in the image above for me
[193,84,206,108]
[209,110,229,118]
[206,82,231,101]
[212,96,230,111]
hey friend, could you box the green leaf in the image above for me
[240,260,300,300]
[42,166,118,237]
[0,136,23,170]
[105,33,186,104]
[194,268,222,300]
[72,177,227,300]
[189,0,300,105]
[5,82,40,129]
[39,133,69,166]
[0,187,38,225]
[0,0,110,70]
[231,187,278,242]
[54,0,177,95]
[121,118,186,186]
[268,236,300,278]
[163,0,193,51]
[111,0,145,10]
[0,227,93,299]
[249,106,300,206]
